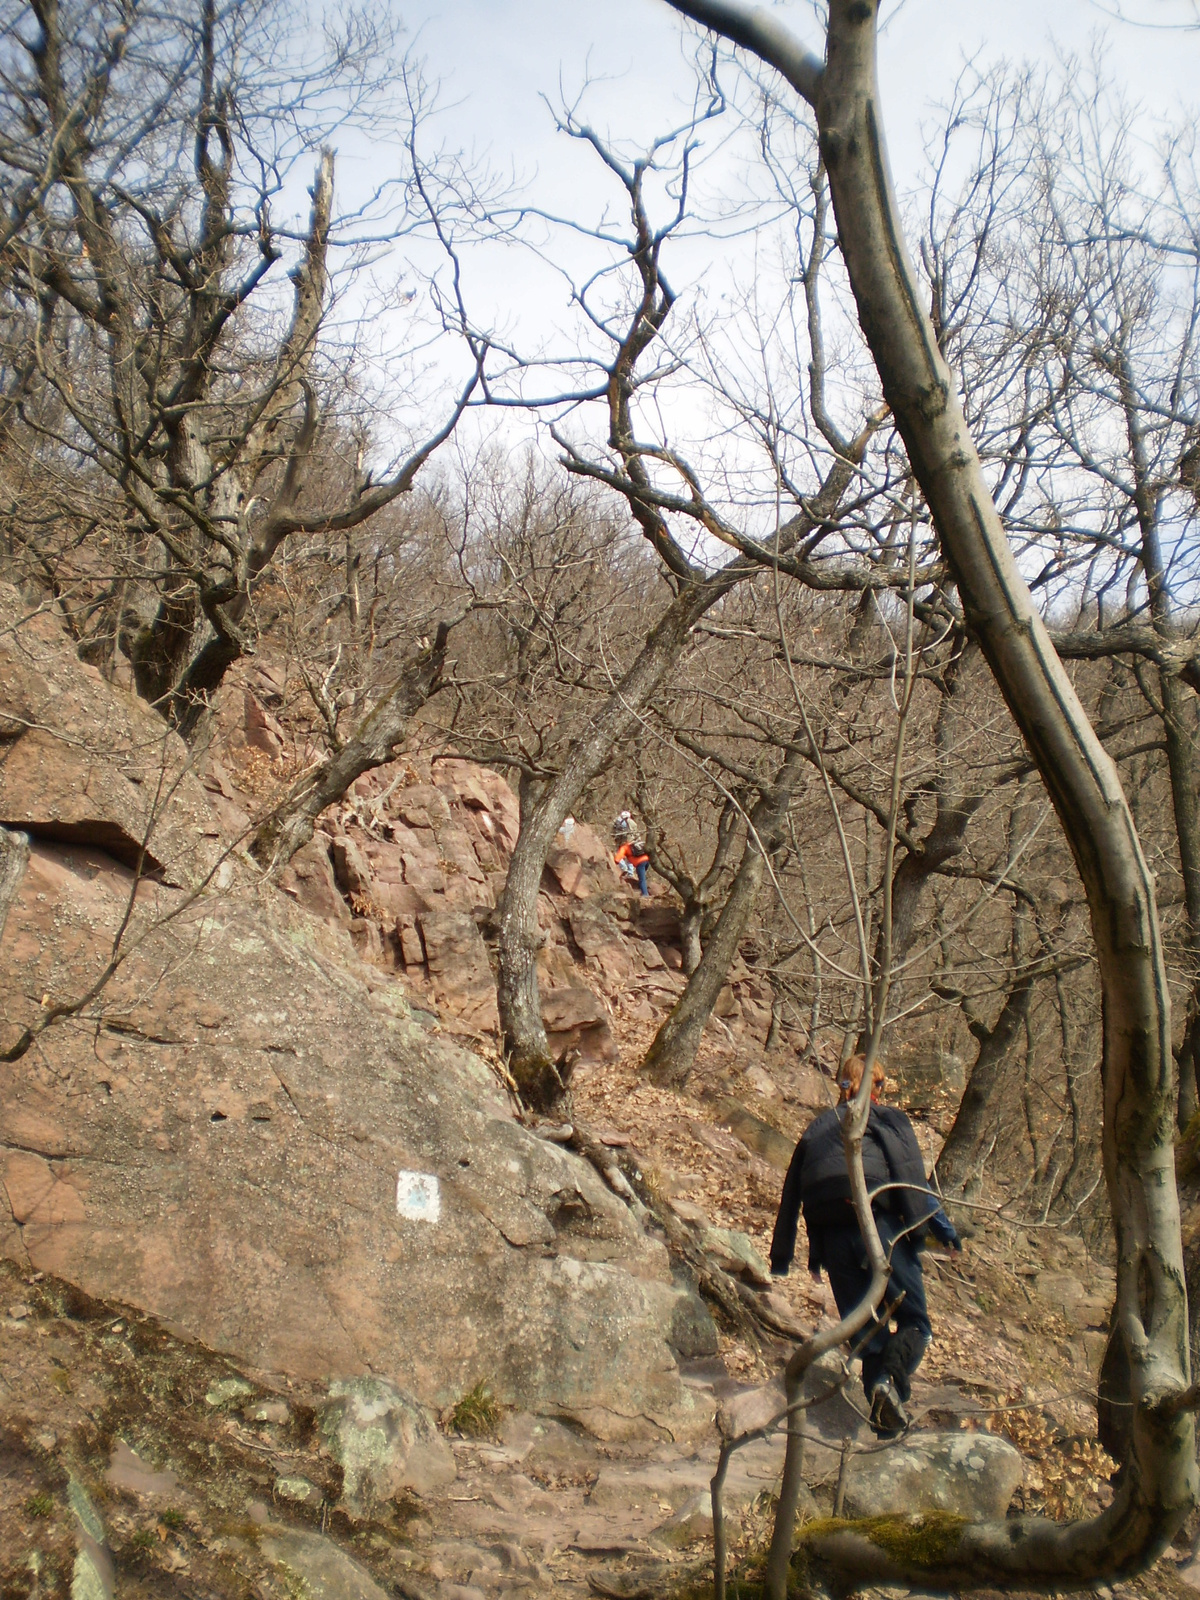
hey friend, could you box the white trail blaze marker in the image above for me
[396,1171,441,1222]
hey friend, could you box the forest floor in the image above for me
[3,1007,1197,1600]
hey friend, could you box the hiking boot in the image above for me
[868,1376,908,1437]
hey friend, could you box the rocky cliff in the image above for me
[0,590,712,1436]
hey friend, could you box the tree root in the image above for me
[562,1113,787,1346]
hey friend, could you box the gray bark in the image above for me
[664,0,1196,1584]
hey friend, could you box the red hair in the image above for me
[837,1054,885,1104]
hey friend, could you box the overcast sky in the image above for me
[395,0,1200,185]
[334,1,1200,459]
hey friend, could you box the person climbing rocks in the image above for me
[769,1054,962,1438]
[612,814,651,897]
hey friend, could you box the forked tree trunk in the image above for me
[665,0,1196,1586]
[498,581,734,1108]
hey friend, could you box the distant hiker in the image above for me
[769,1054,961,1437]
[612,814,651,897]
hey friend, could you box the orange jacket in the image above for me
[614,841,649,868]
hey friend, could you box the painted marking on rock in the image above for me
[396,1171,441,1223]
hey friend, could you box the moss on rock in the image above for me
[797,1508,968,1568]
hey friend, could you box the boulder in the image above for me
[0,836,704,1436]
[243,690,286,759]
[541,986,618,1065]
[698,1225,771,1287]
[317,1377,455,1510]
[279,836,350,925]
[712,1099,796,1172]
[841,1431,1023,1520]
[0,588,220,888]
[418,910,497,1027]
[258,1528,391,1600]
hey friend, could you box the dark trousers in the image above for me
[635,861,649,896]
[819,1212,931,1401]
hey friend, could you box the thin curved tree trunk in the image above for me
[663,0,1195,1584]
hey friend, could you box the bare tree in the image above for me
[0,0,479,734]
[656,0,1195,1587]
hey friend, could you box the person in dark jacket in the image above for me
[770,1055,961,1437]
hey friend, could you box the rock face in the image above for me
[0,587,219,887]
[841,1432,1023,1519]
[0,609,713,1435]
[0,836,704,1434]
[0,598,816,1447]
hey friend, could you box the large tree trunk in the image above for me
[248,626,449,871]
[642,743,805,1086]
[665,0,1195,1584]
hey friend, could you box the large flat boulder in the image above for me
[0,837,703,1437]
